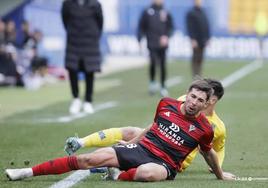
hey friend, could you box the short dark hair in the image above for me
[204,78,224,100]
[188,79,213,101]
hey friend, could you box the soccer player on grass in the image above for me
[5,79,235,181]
[65,78,226,172]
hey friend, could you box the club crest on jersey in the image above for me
[189,125,196,132]
[164,111,170,117]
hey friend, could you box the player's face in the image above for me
[154,0,163,6]
[185,88,208,116]
[195,0,202,7]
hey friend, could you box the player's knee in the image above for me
[77,154,93,168]
[135,165,156,181]
[122,127,142,141]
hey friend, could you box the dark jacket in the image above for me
[186,6,210,48]
[61,0,103,72]
[137,4,174,50]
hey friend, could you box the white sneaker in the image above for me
[149,81,159,95]
[102,167,121,180]
[160,88,169,97]
[5,168,33,181]
[69,98,82,115]
[83,102,94,114]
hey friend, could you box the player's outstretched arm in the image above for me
[202,149,235,180]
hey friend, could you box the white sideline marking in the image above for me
[166,76,183,88]
[221,60,263,88]
[154,76,183,89]
[49,170,90,188]
[225,91,268,98]
[49,60,262,187]
[41,101,118,123]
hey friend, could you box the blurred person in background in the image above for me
[0,19,5,47]
[18,20,32,49]
[4,20,18,69]
[30,30,48,75]
[18,20,35,76]
[254,10,268,62]
[61,0,103,115]
[5,20,17,45]
[186,0,210,78]
[0,19,18,86]
[22,29,49,90]
[0,19,23,86]
[137,0,174,97]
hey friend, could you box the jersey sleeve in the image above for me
[153,98,165,122]
[137,9,148,42]
[177,95,186,102]
[212,129,226,167]
[199,128,214,152]
[215,145,225,167]
[181,148,198,170]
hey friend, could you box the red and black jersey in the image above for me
[139,97,214,170]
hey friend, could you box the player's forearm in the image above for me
[203,149,224,180]
[128,126,150,144]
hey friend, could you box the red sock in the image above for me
[118,168,137,181]
[32,156,79,176]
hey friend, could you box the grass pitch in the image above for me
[0,60,267,188]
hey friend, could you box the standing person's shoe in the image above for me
[83,102,94,114]
[160,88,169,97]
[69,98,82,115]
[149,81,158,95]
[5,168,33,181]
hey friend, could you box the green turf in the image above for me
[0,60,267,188]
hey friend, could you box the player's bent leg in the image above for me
[121,127,143,141]
[77,147,119,169]
[134,163,168,182]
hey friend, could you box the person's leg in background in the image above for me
[148,49,158,95]
[83,71,95,113]
[191,47,204,78]
[159,49,168,97]
[68,68,82,114]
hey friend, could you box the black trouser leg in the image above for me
[84,72,94,103]
[192,47,204,78]
[149,50,157,82]
[159,49,167,88]
[68,69,79,98]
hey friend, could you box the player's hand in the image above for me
[222,171,236,180]
[117,139,136,145]
[117,140,128,145]
[191,39,198,48]
[208,167,213,173]
[160,35,169,47]
[64,137,82,155]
